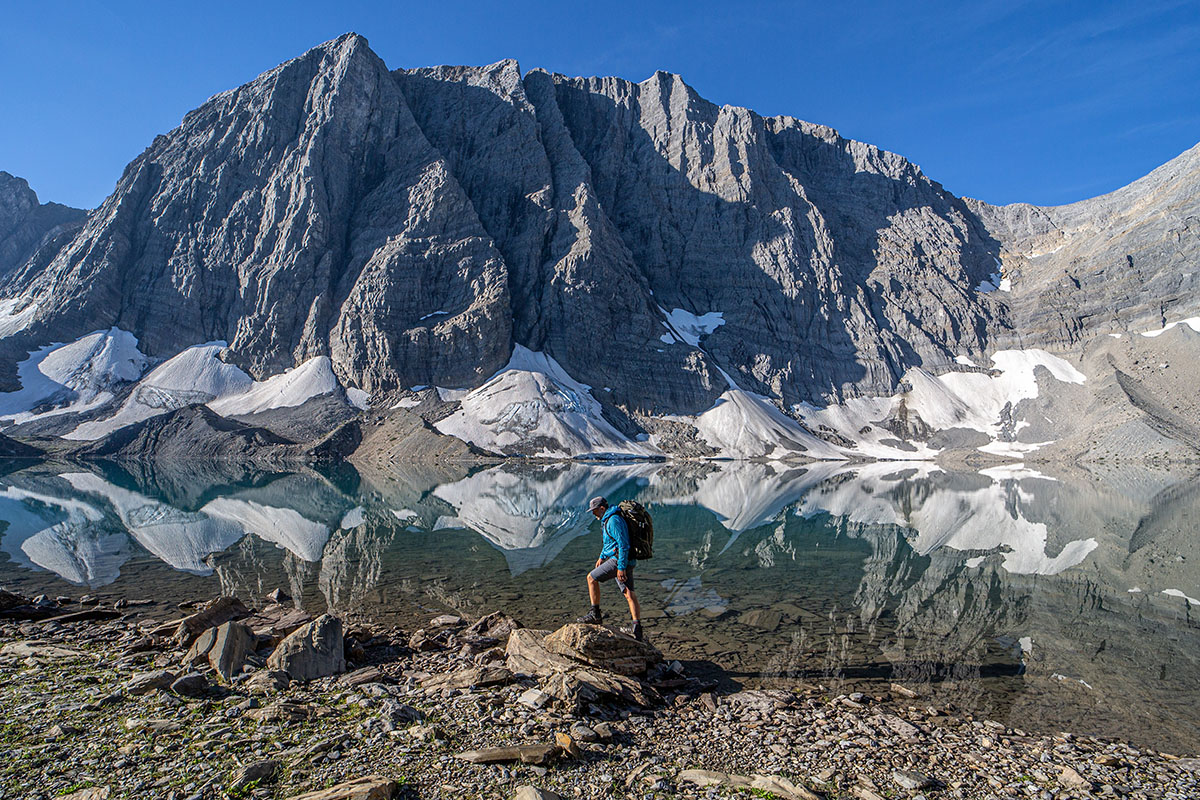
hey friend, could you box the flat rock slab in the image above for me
[1,641,89,660]
[173,596,249,646]
[59,788,110,800]
[422,666,513,691]
[125,670,177,695]
[544,623,661,676]
[677,770,820,800]
[284,776,397,799]
[511,787,564,800]
[456,744,558,765]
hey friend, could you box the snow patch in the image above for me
[340,506,365,529]
[435,345,652,458]
[418,310,449,321]
[1161,588,1200,606]
[0,329,147,424]
[954,355,978,367]
[345,387,370,410]
[208,356,339,416]
[1141,317,1200,338]
[659,307,725,346]
[390,397,421,410]
[66,343,251,440]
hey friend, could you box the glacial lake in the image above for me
[1,457,1198,754]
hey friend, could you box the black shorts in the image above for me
[589,558,634,593]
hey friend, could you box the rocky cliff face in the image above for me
[0,172,85,281]
[968,142,1200,348]
[0,33,1196,461]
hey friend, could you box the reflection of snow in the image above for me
[905,479,1096,575]
[431,463,651,575]
[201,498,329,562]
[661,576,727,616]
[340,506,365,530]
[0,486,128,586]
[62,473,244,575]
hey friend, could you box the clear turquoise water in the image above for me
[1,457,1197,753]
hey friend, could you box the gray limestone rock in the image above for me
[0,171,85,280]
[267,613,346,681]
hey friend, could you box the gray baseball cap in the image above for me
[588,496,606,511]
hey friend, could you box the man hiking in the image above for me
[577,496,643,641]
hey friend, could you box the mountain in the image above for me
[0,33,1196,463]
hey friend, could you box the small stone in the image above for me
[510,787,564,800]
[1059,765,1091,789]
[230,759,279,792]
[125,670,177,695]
[518,688,552,709]
[170,673,208,697]
[893,770,935,790]
[569,723,598,742]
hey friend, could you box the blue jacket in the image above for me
[599,506,635,570]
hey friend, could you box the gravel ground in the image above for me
[1,598,1197,800]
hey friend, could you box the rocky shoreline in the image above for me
[1,591,1196,800]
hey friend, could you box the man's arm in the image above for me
[610,515,631,571]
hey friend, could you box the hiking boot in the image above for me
[576,608,603,625]
[621,622,644,642]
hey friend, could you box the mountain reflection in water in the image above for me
[1,457,1198,753]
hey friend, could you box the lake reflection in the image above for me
[1,457,1198,753]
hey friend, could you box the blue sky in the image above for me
[2,0,1197,209]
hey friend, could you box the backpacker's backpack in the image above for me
[617,500,654,560]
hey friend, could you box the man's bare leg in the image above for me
[588,573,601,606]
[623,587,641,622]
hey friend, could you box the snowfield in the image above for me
[435,345,653,458]
[0,328,147,425]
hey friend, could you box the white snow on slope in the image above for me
[0,329,147,424]
[688,386,847,461]
[66,343,251,439]
[68,346,352,441]
[1141,317,1200,338]
[659,308,725,346]
[1161,588,1200,606]
[436,345,652,458]
[797,349,1086,460]
[200,498,330,562]
[62,473,245,575]
[208,356,339,416]
[0,298,38,338]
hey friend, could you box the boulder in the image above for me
[267,614,345,681]
[543,624,661,675]
[464,611,522,639]
[230,760,279,793]
[506,628,659,709]
[283,776,397,800]
[184,621,256,680]
[173,596,249,647]
[505,628,577,676]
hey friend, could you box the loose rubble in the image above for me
[0,589,1195,800]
